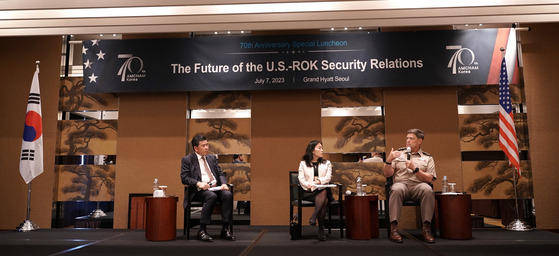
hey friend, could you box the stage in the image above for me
[1,226,558,256]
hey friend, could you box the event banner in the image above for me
[82,28,514,93]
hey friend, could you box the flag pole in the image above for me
[90,201,107,218]
[16,61,41,232]
[506,166,532,231]
[16,182,39,231]
[499,46,532,231]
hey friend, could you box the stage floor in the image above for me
[1,226,558,256]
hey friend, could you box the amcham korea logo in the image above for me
[117,54,146,82]
[446,45,479,74]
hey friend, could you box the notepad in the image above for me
[315,184,337,188]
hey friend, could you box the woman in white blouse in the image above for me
[298,140,332,241]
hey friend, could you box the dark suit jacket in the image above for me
[180,153,227,208]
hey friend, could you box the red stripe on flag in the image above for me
[499,113,521,176]
[499,112,516,134]
[499,130,519,158]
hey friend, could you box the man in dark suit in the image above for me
[181,134,235,242]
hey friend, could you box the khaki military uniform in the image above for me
[388,148,437,223]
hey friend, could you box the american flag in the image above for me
[82,39,107,88]
[498,56,521,177]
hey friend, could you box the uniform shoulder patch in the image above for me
[397,147,407,151]
[422,151,431,156]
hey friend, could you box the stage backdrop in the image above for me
[83,28,517,93]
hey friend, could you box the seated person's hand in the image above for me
[387,148,400,163]
[197,181,210,190]
[308,178,320,190]
[221,184,229,191]
[405,161,416,171]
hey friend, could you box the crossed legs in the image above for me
[310,189,329,241]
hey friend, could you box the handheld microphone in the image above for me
[406,147,411,160]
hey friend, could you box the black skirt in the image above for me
[302,187,334,202]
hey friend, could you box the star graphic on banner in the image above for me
[96,50,106,60]
[91,39,100,46]
[82,46,88,55]
[88,73,98,83]
[84,59,93,69]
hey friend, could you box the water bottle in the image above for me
[442,176,448,193]
[153,178,159,192]
[356,176,362,196]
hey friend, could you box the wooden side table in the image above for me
[145,196,178,241]
[436,193,472,239]
[345,195,379,240]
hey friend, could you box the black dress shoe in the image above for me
[220,229,236,241]
[318,230,327,242]
[197,230,213,242]
[309,215,316,226]
[309,219,316,226]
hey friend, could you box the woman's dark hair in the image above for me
[302,140,325,167]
